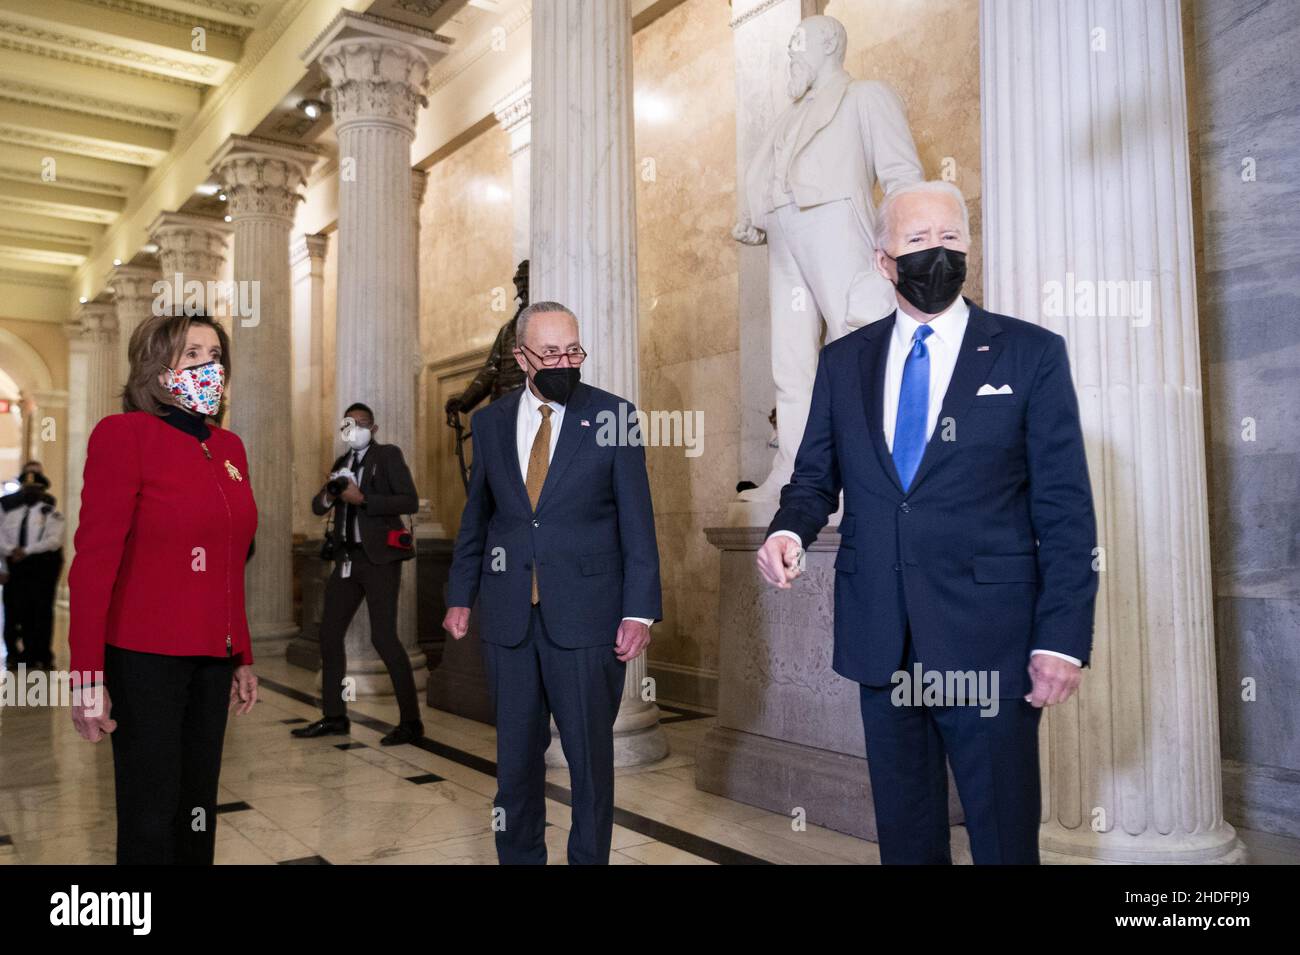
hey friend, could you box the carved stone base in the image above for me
[426,604,494,725]
[698,525,963,842]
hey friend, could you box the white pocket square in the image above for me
[977,383,1013,396]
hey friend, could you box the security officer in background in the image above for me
[1,471,65,670]
[293,402,424,745]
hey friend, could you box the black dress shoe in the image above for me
[380,720,424,746]
[291,716,351,738]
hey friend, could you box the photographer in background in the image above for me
[293,402,424,746]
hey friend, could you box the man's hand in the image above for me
[71,684,116,742]
[338,481,365,505]
[230,665,258,715]
[756,535,803,589]
[1026,654,1083,708]
[9,547,25,563]
[731,218,766,246]
[615,619,651,663]
[443,606,470,640]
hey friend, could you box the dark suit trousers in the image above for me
[858,632,1043,865]
[318,548,420,723]
[482,604,626,865]
[103,644,234,865]
[17,551,62,665]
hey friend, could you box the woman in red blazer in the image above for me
[69,312,259,865]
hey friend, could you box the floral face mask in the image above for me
[164,359,225,417]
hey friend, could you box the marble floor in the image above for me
[2,614,1297,865]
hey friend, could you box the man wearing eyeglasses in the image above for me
[443,301,662,865]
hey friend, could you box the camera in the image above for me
[387,528,413,550]
[327,466,356,498]
[319,529,337,561]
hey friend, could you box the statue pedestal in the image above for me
[426,600,495,725]
[696,526,962,841]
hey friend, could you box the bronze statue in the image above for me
[445,260,529,488]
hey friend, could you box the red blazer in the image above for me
[69,411,258,676]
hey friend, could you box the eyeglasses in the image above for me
[518,343,587,367]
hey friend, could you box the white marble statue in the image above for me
[732,14,923,503]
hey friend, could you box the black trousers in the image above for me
[2,551,62,666]
[103,644,235,865]
[482,604,626,865]
[857,630,1043,865]
[318,548,420,723]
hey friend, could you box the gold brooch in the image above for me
[224,460,242,481]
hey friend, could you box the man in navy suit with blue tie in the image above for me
[443,302,661,865]
[757,181,1098,864]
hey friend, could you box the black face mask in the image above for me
[532,367,580,404]
[890,245,966,314]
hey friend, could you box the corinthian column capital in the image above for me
[210,135,321,223]
[303,12,450,136]
[148,211,232,285]
[68,302,118,345]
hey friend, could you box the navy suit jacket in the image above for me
[447,382,662,648]
[768,299,1098,698]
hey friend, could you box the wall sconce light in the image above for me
[298,99,328,120]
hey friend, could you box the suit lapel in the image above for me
[535,383,592,513]
[496,387,531,512]
[907,301,1004,491]
[859,314,904,495]
[792,70,851,162]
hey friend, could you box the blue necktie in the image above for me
[892,325,934,491]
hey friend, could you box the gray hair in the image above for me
[515,300,577,349]
[875,180,971,251]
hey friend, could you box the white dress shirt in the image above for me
[516,385,652,630]
[767,297,1080,668]
[0,501,65,556]
[882,296,968,451]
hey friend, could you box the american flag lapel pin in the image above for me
[580,419,590,427]
[977,345,990,351]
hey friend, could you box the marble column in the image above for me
[531,0,667,766]
[148,211,232,318]
[305,12,448,696]
[728,0,819,523]
[291,233,330,537]
[107,264,162,387]
[286,232,331,671]
[63,303,118,608]
[210,135,320,643]
[980,0,1242,862]
[493,82,532,265]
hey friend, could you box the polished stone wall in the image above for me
[1190,0,1300,837]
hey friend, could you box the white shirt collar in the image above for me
[521,382,563,417]
[892,295,970,350]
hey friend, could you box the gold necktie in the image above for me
[525,404,552,604]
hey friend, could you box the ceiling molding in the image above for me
[0,20,222,82]
[0,126,160,167]
[0,78,184,128]
[71,0,251,39]
[426,0,529,96]
[0,165,129,197]
[0,37,208,89]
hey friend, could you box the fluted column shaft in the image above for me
[212,136,318,642]
[64,304,119,591]
[531,0,666,767]
[980,0,1239,862]
[308,24,434,694]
